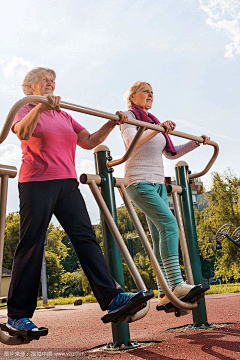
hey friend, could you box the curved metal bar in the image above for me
[216,224,232,242]
[0,332,30,345]
[0,95,120,145]
[3,96,218,179]
[0,173,28,345]
[107,127,146,170]
[88,179,150,322]
[118,181,197,310]
[188,141,219,180]
[232,226,240,242]
[108,129,219,180]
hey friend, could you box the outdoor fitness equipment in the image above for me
[0,95,219,347]
[216,224,240,249]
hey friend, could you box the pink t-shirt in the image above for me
[12,103,85,182]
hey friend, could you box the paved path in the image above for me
[0,293,239,359]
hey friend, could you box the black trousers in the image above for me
[7,179,123,319]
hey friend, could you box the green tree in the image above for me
[46,224,68,261]
[61,235,80,273]
[196,170,240,282]
[45,250,64,298]
[79,269,91,295]
[3,212,20,270]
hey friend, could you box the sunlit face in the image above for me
[31,72,55,96]
[130,84,153,112]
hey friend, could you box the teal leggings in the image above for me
[126,182,182,291]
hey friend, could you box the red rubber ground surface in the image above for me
[0,293,239,359]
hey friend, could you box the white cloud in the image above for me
[75,157,124,179]
[76,159,95,178]
[0,144,21,166]
[0,57,47,99]
[2,57,37,78]
[199,0,240,58]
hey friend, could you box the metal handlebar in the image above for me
[2,96,219,179]
[107,122,219,180]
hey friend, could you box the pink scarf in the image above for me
[129,104,177,155]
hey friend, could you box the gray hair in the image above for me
[125,81,152,109]
[21,67,56,95]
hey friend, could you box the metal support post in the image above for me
[175,161,209,327]
[94,145,132,348]
[126,236,137,291]
[38,233,55,310]
[0,176,9,294]
[41,248,48,305]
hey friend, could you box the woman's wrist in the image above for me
[37,103,48,113]
[108,120,117,128]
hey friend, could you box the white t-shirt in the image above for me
[120,111,198,187]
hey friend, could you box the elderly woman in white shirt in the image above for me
[120,81,210,307]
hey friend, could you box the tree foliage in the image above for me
[6,171,238,299]
[196,170,240,282]
[3,212,20,270]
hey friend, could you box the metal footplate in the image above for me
[156,285,210,317]
[0,323,48,340]
[101,290,154,324]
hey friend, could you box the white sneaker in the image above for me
[173,281,200,298]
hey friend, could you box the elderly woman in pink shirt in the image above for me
[6,68,151,335]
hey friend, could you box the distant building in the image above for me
[1,267,11,299]
[165,176,204,212]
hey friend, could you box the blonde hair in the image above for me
[21,67,56,95]
[125,81,152,109]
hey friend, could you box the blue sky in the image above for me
[0,0,240,224]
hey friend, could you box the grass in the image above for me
[36,294,97,307]
[205,283,240,295]
[36,283,240,307]
[1,284,238,309]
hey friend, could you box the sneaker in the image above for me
[173,281,200,298]
[6,318,39,332]
[108,291,143,314]
[158,282,200,307]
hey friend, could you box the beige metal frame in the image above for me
[89,181,146,290]
[81,174,198,311]
[2,96,219,179]
[81,175,149,322]
[117,181,197,310]
[0,166,30,344]
[0,95,219,338]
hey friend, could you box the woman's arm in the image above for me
[163,135,210,159]
[77,112,128,149]
[77,121,116,149]
[121,114,176,150]
[14,95,61,140]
